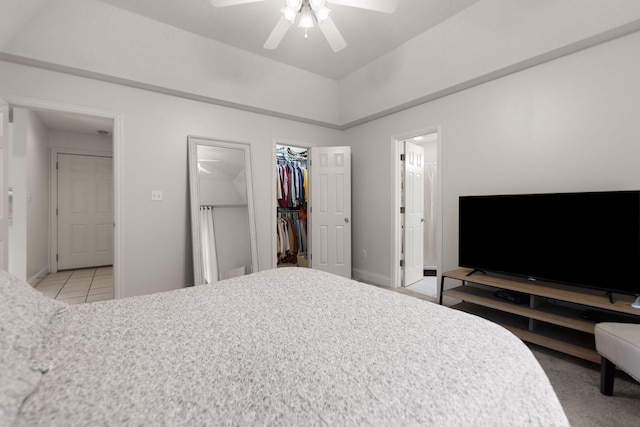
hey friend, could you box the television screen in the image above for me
[459,190,640,296]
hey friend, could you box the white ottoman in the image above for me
[594,322,640,396]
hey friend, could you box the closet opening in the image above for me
[276,144,309,268]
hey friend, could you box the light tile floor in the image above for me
[405,276,438,298]
[35,266,114,304]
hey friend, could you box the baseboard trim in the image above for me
[28,265,49,287]
[352,268,391,288]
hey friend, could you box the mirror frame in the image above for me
[188,136,259,285]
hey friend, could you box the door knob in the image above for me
[345,217,349,223]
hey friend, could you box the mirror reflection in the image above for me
[188,137,258,285]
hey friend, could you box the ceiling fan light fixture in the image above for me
[215,0,398,51]
[309,0,330,22]
[297,4,315,29]
[314,6,331,22]
[285,0,302,9]
[282,6,298,22]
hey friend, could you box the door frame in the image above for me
[271,138,314,269]
[390,125,443,289]
[51,149,113,273]
[1,94,123,298]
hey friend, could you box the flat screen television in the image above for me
[459,190,640,297]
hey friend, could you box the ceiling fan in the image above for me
[210,0,398,52]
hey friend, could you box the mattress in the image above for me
[6,267,569,426]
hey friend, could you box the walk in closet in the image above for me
[276,145,309,267]
[274,143,352,278]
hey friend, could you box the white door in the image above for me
[311,146,351,278]
[57,154,113,270]
[404,141,424,286]
[0,100,8,270]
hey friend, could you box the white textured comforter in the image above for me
[16,268,569,426]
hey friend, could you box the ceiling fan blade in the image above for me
[318,16,347,52]
[328,0,398,13]
[264,16,293,50]
[210,0,266,8]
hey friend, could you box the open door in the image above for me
[311,146,351,278]
[0,100,8,270]
[403,141,424,286]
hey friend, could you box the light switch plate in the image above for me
[151,190,163,201]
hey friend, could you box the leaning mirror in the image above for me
[188,136,258,285]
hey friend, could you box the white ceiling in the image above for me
[28,0,480,134]
[96,0,479,80]
[32,109,114,136]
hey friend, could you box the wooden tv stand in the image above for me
[440,268,640,363]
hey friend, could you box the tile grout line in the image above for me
[45,267,113,304]
[85,268,98,303]
[53,272,72,300]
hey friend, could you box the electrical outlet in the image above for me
[151,190,163,201]
[362,249,367,258]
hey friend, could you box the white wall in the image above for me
[338,0,640,125]
[26,109,49,283]
[3,1,640,296]
[3,1,639,127]
[8,109,28,280]
[346,30,640,286]
[49,130,112,153]
[9,108,50,283]
[0,0,340,126]
[0,60,342,297]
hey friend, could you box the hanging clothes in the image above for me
[276,211,307,265]
[276,146,308,267]
[276,158,308,209]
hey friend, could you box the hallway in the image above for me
[35,266,113,304]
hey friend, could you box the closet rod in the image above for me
[200,204,248,208]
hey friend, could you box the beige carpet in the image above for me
[529,344,640,427]
[370,282,640,426]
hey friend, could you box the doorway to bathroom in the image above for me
[391,129,441,297]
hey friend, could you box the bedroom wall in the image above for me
[0,0,340,126]
[338,0,640,125]
[8,108,50,283]
[49,130,112,153]
[2,1,640,297]
[26,109,50,284]
[346,30,640,287]
[8,109,28,281]
[3,1,639,129]
[0,60,342,297]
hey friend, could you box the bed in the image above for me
[1,267,569,426]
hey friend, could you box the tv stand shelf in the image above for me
[440,268,640,363]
